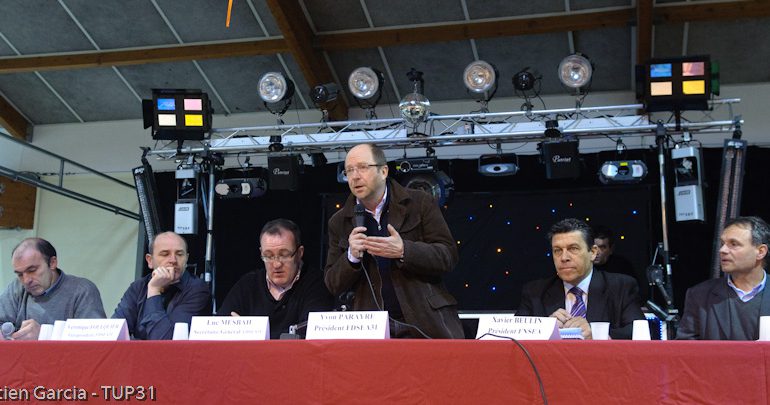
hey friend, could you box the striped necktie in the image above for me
[570,286,586,318]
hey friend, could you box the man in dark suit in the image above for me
[517,218,645,339]
[678,216,770,340]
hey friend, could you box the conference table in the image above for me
[1,340,767,404]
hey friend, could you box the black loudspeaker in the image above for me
[540,140,580,179]
[268,155,302,190]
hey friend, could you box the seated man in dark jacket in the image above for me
[218,219,334,339]
[113,231,211,340]
[517,218,645,339]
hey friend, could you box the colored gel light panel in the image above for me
[157,98,176,111]
[158,114,176,126]
[185,114,203,127]
[682,80,705,95]
[650,82,672,96]
[650,64,672,78]
[184,98,202,111]
[682,62,705,77]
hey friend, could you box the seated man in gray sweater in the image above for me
[0,238,106,340]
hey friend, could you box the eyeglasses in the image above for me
[260,249,297,263]
[342,163,384,177]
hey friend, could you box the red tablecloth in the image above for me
[1,340,767,404]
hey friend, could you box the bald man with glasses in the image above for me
[325,143,464,339]
[218,218,334,339]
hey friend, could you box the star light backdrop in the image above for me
[148,147,770,314]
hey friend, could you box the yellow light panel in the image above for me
[682,80,705,95]
[185,114,203,127]
[650,82,672,96]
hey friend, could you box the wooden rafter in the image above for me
[0,0,766,130]
[637,0,654,64]
[0,1,765,75]
[0,93,30,140]
[265,0,348,121]
[0,38,288,74]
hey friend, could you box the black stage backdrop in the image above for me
[149,146,770,314]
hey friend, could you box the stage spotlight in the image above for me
[142,89,212,141]
[598,160,648,184]
[215,178,267,199]
[402,171,454,206]
[309,153,327,167]
[259,72,295,116]
[310,83,339,105]
[544,120,561,138]
[463,60,497,96]
[399,68,430,125]
[133,156,163,244]
[538,139,580,179]
[513,68,538,92]
[558,53,593,93]
[478,154,519,177]
[336,162,348,184]
[349,67,384,117]
[268,135,284,152]
[640,56,714,113]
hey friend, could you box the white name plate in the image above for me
[305,311,389,340]
[60,319,129,341]
[188,316,269,340]
[476,315,560,340]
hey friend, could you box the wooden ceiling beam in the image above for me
[0,94,31,140]
[0,39,288,74]
[637,0,654,64]
[265,0,348,121]
[656,0,770,24]
[0,1,764,76]
[316,9,635,51]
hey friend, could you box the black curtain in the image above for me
[149,146,770,313]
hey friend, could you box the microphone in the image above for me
[338,291,355,311]
[647,265,673,307]
[353,204,366,258]
[354,203,366,228]
[1,322,15,340]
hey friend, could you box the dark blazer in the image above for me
[325,179,464,339]
[516,270,645,339]
[677,274,770,340]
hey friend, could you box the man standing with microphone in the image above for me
[325,143,463,338]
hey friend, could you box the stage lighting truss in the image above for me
[147,98,742,160]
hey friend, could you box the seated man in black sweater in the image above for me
[218,219,334,339]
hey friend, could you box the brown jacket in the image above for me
[325,179,464,338]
